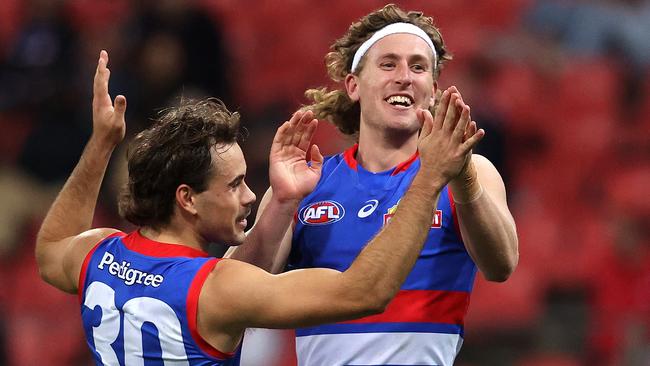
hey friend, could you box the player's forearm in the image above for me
[37,136,114,248]
[455,189,518,282]
[228,194,296,273]
[344,174,442,310]
[449,158,518,281]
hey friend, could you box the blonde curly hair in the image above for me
[304,4,451,138]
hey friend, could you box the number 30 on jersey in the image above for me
[84,281,190,365]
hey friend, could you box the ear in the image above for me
[429,80,438,107]
[176,184,198,215]
[345,74,360,102]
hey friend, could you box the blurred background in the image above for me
[0,0,649,365]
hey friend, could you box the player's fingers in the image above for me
[292,111,313,146]
[461,128,485,153]
[94,51,113,114]
[433,89,450,128]
[416,109,425,130]
[288,110,304,128]
[464,121,477,142]
[443,92,460,132]
[272,121,292,147]
[420,109,434,138]
[282,112,302,145]
[298,119,318,152]
[453,86,464,104]
[280,112,299,145]
[453,105,470,141]
[302,110,314,122]
[93,51,109,99]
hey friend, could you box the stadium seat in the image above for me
[466,264,544,331]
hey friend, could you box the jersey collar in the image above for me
[343,143,419,176]
[122,230,211,258]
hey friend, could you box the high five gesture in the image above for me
[92,50,126,147]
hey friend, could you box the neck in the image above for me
[139,217,207,253]
[356,122,419,172]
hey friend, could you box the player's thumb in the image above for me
[420,109,434,138]
[310,144,324,170]
[114,95,127,116]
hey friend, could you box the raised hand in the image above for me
[268,110,323,203]
[92,50,126,147]
[416,86,484,184]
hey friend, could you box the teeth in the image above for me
[386,95,413,106]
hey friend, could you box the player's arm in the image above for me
[448,89,518,282]
[207,171,442,331]
[450,154,518,282]
[35,50,125,293]
[203,90,484,335]
[225,111,322,273]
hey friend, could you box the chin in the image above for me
[231,232,246,246]
[387,118,420,133]
[209,232,245,247]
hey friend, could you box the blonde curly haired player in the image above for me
[230,4,518,365]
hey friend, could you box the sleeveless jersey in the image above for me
[78,231,240,366]
[289,145,477,366]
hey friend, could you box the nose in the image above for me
[394,61,412,86]
[242,181,256,206]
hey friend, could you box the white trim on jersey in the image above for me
[296,332,463,366]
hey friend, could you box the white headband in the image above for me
[350,22,437,73]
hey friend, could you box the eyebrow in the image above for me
[228,174,245,187]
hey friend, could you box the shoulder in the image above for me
[61,227,123,293]
[471,154,496,171]
[65,229,123,274]
[70,228,123,255]
[198,258,270,331]
[471,154,503,183]
[75,228,123,244]
[203,259,268,296]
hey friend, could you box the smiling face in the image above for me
[345,33,437,136]
[193,143,256,246]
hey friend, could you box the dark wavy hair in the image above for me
[118,98,244,229]
[304,4,451,138]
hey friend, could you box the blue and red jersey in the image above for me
[79,231,240,366]
[289,144,476,366]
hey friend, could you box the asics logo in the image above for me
[357,199,379,218]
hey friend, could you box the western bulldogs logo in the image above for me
[299,200,345,225]
[383,201,443,228]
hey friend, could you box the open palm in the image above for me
[268,110,323,203]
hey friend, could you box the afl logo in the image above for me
[299,200,345,225]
